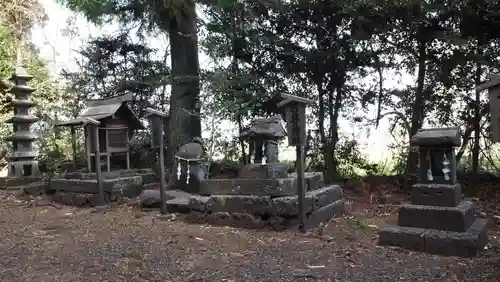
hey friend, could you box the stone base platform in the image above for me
[0,177,47,195]
[142,184,345,230]
[199,172,323,196]
[50,176,143,196]
[64,168,156,183]
[398,201,475,232]
[49,169,157,200]
[379,218,488,257]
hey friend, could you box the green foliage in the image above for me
[0,1,74,171]
[62,32,170,116]
[52,0,500,181]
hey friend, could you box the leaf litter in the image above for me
[0,189,497,281]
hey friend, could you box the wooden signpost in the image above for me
[145,108,168,215]
[277,93,313,233]
[83,117,106,207]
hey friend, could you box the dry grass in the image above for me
[0,190,498,282]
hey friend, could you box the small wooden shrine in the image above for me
[477,74,500,142]
[56,93,144,172]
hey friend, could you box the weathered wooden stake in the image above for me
[277,93,313,233]
[146,108,168,215]
[71,126,77,171]
[295,144,306,233]
[84,117,105,206]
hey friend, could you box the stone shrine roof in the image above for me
[239,116,287,140]
[56,93,145,129]
[411,127,461,147]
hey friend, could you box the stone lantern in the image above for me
[379,127,488,257]
[5,65,40,178]
[239,116,287,179]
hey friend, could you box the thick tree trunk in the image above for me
[472,46,483,173]
[166,2,202,166]
[406,39,427,178]
[317,82,330,181]
[328,82,344,181]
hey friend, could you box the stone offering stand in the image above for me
[379,128,488,257]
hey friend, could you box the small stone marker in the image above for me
[277,93,313,233]
[145,108,168,215]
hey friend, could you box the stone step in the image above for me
[140,189,196,212]
[238,163,288,179]
[185,199,345,231]
[199,172,324,196]
[18,181,47,195]
[398,201,475,232]
[269,185,343,216]
[378,218,488,257]
[140,185,344,219]
[186,184,343,216]
[411,183,461,207]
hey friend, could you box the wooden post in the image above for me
[277,93,313,233]
[105,129,111,171]
[85,127,91,172]
[84,117,105,206]
[295,144,306,232]
[71,126,77,171]
[146,108,168,215]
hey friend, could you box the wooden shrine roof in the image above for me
[56,93,145,129]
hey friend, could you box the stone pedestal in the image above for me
[379,183,487,257]
[379,182,487,258]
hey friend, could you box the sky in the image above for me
[30,0,414,162]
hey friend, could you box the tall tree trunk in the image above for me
[317,81,329,180]
[166,2,202,167]
[328,80,344,181]
[231,10,247,164]
[472,43,483,173]
[406,39,427,179]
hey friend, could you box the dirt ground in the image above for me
[0,189,498,282]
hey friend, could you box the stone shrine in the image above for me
[379,128,488,257]
[174,142,205,193]
[144,116,345,230]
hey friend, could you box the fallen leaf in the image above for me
[306,265,325,269]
